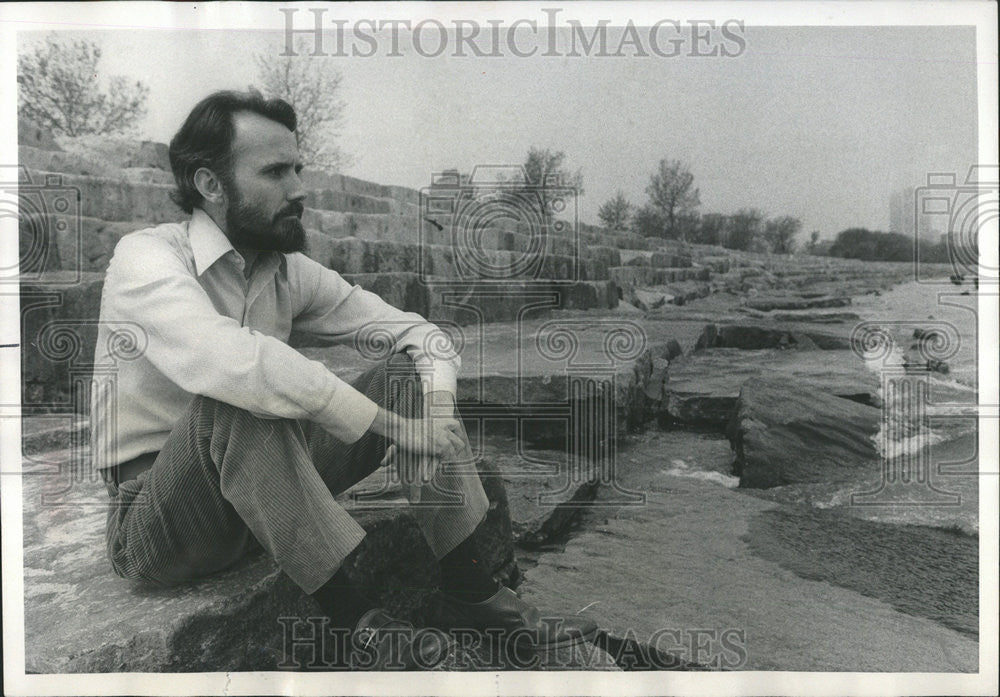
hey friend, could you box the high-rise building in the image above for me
[889,186,940,240]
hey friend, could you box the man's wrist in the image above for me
[370,407,405,440]
[424,389,456,406]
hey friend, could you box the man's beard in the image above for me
[223,183,306,254]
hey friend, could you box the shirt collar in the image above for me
[189,208,236,276]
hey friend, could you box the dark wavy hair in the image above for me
[168,89,297,214]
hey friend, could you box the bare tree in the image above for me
[598,191,632,231]
[764,215,803,254]
[255,42,348,171]
[646,159,700,240]
[17,34,148,137]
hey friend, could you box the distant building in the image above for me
[889,186,941,241]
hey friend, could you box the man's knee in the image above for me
[386,351,419,375]
[384,352,423,391]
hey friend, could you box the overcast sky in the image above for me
[20,25,979,238]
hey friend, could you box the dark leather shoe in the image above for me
[350,608,450,670]
[433,586,598,652]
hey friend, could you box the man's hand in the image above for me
[391,414,465,460]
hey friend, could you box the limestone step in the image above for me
[327,273,619,325]
[19,144,173,183]
[22,167,419,224]
[305,236,611,281]
[23,169,183,224]
[19,214,142,274]
[582,231,654,251]
[23,311,660,458]
[609,265,710,288]
[619,249,694,269]
[301,168,415,203]
[305,187,419,217]
[297,314,660,439]
[18,268,623,412]
[22,205,607,278]
[20,272,107,409]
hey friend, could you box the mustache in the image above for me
[274,201,305,221]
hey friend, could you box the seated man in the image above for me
[90,89,596,670]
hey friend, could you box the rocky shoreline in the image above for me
[17,131,979,672]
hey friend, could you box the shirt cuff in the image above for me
[420,358,459,400]
[313,376,380,444]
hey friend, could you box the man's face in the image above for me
[221,111,307,253]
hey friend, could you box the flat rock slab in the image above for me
[662,348,879,429]
[20,449,514,673]
[477,436,601,548]
[745,295,852,311]
[728,377,882,488]
[299,316,662,435]
[515,430,978,671]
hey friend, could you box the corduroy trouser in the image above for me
[103,353,490,594]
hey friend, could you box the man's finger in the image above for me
[380,444,397,468]
[446,432,465,456]
[422,455,440,483]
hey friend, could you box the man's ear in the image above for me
[193,167,226,206]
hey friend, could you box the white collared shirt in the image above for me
[90,208,459,469]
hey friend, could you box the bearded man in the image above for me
[91,90,596,670]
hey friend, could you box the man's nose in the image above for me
[286,171,307,203]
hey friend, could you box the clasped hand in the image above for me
[378,397,465,487]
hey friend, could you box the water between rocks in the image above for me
[517,279,983,658]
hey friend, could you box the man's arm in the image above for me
[289,254,462,403]
[103,233,379,443]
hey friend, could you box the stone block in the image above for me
[585,245,621,268]
[303,228,336,267]
[651,251,693,268]
[55,135,171,170]
[305,188,391,216]
[20,272,107,410]
[661,348,880,430]
[728,377,881,488]
[32,171,181,223]
[745,295,852,312]
[19,145,115,178]
[341,272,429,316]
